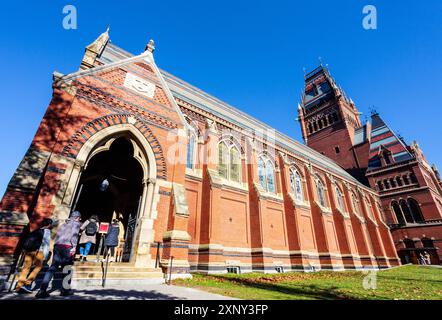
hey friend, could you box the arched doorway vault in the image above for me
[55,123,160,267]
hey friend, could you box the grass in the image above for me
[173,265,442,300]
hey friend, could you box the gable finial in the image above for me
[145,39,155,53]
[369,106,378,116]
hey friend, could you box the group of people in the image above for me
[13,211,124,298]
[418,251,432,265]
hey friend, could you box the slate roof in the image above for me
[368,113,413,170]
[93,42,372,187]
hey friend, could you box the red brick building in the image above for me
[0,31,400,281]
[298,66,442,265]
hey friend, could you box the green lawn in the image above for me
[173,265,442,300]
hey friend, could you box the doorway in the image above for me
[72,137,144,262]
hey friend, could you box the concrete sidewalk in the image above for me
[0,283,237,300]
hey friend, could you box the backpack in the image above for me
[22,229,44,252]
[85,221,98,236]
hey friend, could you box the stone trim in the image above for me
[61,113,167,180]
[172,183,190,217]
[163,230,191,242]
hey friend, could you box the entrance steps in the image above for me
[72,261,165,286]
[2,261,165,291]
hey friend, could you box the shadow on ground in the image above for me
[198,275,356,300]
[0,288,179,300]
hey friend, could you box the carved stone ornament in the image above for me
[124,73,156,98]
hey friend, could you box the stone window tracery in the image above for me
[258,155,276,193]
[218,139,241,183]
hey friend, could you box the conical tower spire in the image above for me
[80,27,110,70]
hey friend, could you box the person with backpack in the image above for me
[35,211,82,299]
[78,215,99,262]
[103,219,120,262]
[14,218,53,294]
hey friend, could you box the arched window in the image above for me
[351,194,361,216]
[289,168,304,202]
[316,178,326,207]
[363,197,373,220]
[403,239,415,249]
[383,152,391,165]
[218,142,229,179]
[377,181,384,191]
[421,238,434,248]
[186,131,197,169]
[390,178,396,188]
[392,201,405,224]
[396,176,403,187]
[327,114,333,124]
[400,199,414,223]
[335,186,344,211]
[408,198,424,223]
[258,158,266,190]
[403,175,410,185]
[258,155,276,193]
[230,147,241,182]
[410,173,418,184]
[266,159,276,193]
[218,140,241,182]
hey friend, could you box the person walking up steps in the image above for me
[78,215,99,261]
[14,218,53,294]
[35,211,82,299]
[103,219,120,263]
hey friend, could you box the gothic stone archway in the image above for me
[55,118,162,268]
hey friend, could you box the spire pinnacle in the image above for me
[145,39,155,53]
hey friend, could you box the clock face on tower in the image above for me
[123,72,156,98]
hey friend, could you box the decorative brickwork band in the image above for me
[61,113,167,179]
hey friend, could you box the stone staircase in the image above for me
[72,261,165,286]
[3,259,165,291]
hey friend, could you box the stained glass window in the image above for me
[186,133,196,169]
[316,179,326,207]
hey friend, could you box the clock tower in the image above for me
[298,65,370,184]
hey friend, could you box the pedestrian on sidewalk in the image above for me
[35,211,82,299]
[103,219,120,263]
[14,218,53,294]
[78,215,99,262]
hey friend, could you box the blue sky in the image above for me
[0,1,441,196]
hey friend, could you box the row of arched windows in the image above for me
[185,127,378,222]
[403,237,434,249]
[307,112,339,134]
[376,173,418,191]
[391,199,424,224]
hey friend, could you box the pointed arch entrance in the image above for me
[57,122,160,267]
[72,137,144,262]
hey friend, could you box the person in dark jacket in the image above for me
[15,218,53,294]
[103,219,120,262]
[35,211,82,299]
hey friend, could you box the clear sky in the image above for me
[1,0,441,196]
